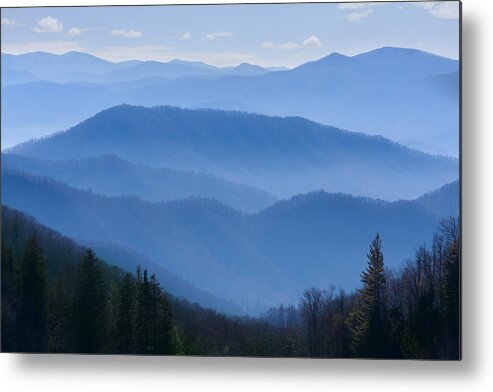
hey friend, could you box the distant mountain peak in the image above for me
[355,46,456,60]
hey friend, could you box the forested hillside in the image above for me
[1,207,459,358]
[2,170,456,311]
[3,154,276,213]
[8,104,458,200]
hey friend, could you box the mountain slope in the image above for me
[2,170,456,310]
[1,51,272,83]
[2,47,459,155]
[415,180,459,219]
[2,154,276,212]
[9,104,458,200]
[1,51,130,80]
[1,205,240,315]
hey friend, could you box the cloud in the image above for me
[338,3,368,10]
[110,29,143,38]
[416,2,459,19]
[261,36,322,51]
[202,31,233,41]
[2,40,84,55]
[302,35,322,49]
[181,32,192,40]
[338,2,382,22]
[260,41,276,50]
[1,18,24,27]
[34,16,63,33]
[279,42,299,50]
[415,3,435,11]
[338,3,382,10]
[66,27,82,37]
[344,9,374,23]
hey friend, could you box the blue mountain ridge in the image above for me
[1,47,458,155]
[8,104,458,201]
[1,168,458,313]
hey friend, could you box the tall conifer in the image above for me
[16,235,47,352]
[348,234,389,357]
[75,248,106,353]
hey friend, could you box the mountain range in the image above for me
[1,51,276,85]
[1,47,459,155]
[8,105,458,201]
[1,168,458,312]
[1,47,460,314]
[2,153,275,213]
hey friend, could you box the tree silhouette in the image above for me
[348,233,389,358]
[16,235,47,352]
[114,272,135,353]
[75,248,107,353]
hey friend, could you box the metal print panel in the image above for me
[0,1,461,359]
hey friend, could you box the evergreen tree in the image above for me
[348,233,389,358]
[114,272,135,353]
[149,273,174,355]
[75,248,107,353]
[47,265,77,352]
[15,235,48,352]
[133,267,151,353]
[1,245,17,352]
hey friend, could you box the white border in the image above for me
[1,0,492,391]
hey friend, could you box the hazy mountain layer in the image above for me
[9,105,458,201]
[2,170,458,311]
[3,154,276,213]
[2,47,459,155]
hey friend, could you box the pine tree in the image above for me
[133,267,151,353]
[47,265,77,352]
[15,235,48,352]
[1,245,17,352]
[348,233,389,358]
[75,248,107,353]
[114,272,135,353]
[149,273,174,355]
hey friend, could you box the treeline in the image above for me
[0,207,295,355]
[267,217,460,359]
[1,238,174,354]
[1,207,460,358]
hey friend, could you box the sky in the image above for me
[1,1,460,68]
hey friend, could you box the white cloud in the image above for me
[66,27,82,37]
[181,31,192,40]
[261,36,321,51]
[338,2,382,22]
[279,42,299,50]
[1,18,24,27]
[302,35,322,49]
[202,31,233,41]
[110,29,143,38]
[338,3,382,10]
[416,2,459,19]
[260,41,276,50]
[2,40,84,55]
[34,16,63,33]
[338,3,368,10]
[344,9,374,23]
[415,3,436,11]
